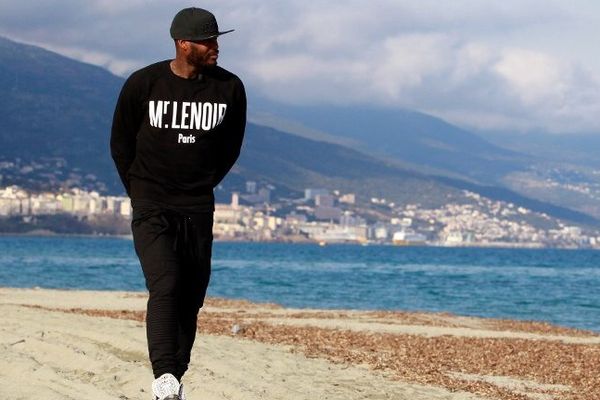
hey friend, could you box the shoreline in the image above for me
[5,284,599,335]
[1,287,598,400]
[2,231,600,250]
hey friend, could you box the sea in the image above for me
[0,235,599,332]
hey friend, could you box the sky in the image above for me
[1,0,600,135]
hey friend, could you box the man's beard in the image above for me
[187,48,217,69]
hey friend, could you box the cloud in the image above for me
[371,34,454,100]
[1,0,599,134]
[424,46,600,133]
[41,44,141,76]
[494,49,564,106]
[224,1,600,134]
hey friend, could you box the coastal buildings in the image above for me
[1,183,599,249]
[0,185,131,217]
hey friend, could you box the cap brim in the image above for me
[197,29,234,40]
[178,29,235,41]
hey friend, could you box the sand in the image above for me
[0,287,598,400]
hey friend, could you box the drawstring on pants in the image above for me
[133,207,198,260]
[173,215,197,259]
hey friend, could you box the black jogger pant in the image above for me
[131,207,213,381]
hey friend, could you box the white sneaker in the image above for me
[152,373,185,400]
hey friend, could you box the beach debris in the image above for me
[231,323,245,335]
[33,299,600,400]
[9,339,25,346]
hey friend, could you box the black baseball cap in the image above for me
[170,7,234,41]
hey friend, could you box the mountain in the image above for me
[236,124,594,224]
[249,97,600,220]
[478,131,600,168]
[0,35,596,226]
[236,123,459,208]
[0,36,124,191]
[0,36,452,204]
[474,130,600,218]
[249,98,531,183]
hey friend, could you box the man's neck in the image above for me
[170,59,200,79]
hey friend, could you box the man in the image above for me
[110,7,246,400]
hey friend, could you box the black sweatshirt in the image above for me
[110,60,246,211]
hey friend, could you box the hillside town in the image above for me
[1,182,599,249]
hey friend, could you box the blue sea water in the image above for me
[0,235,599,332]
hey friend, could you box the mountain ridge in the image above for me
[0,35,596,226]
[249,97,531,183]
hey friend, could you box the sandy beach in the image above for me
[0,288,598,400]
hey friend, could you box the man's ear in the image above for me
[176,39,189,52]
